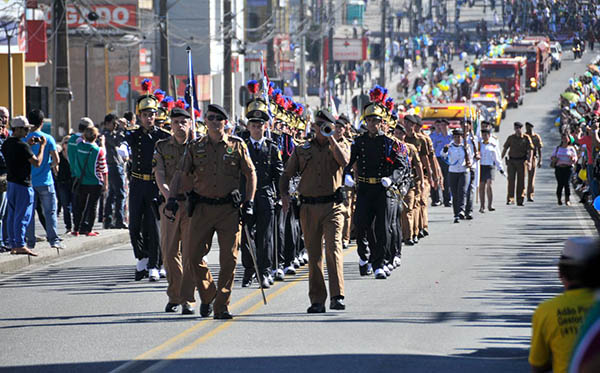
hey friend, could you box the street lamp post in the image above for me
[84,40,89,116]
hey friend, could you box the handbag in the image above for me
[72,149,92,193]
[550,146,560,168]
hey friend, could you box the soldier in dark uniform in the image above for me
[241,99,284,289]
[347,102,408,279]
[125,94,171,281]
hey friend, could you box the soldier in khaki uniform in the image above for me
[525,121,543,202]
[334,115,353,250]
[394,123,424,248]
[280,109,350,313]
[501,122,533,206]
[167,104,257,320]
[414,116,440,237]
[154,107,196,314]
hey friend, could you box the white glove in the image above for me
[344,174,355,188]
[381,177,392,188]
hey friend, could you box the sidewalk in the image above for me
[0,220,130,275]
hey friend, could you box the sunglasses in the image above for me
[206,114,226,121]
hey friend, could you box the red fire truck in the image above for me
[477,57,527,107]
[503,40,551,91]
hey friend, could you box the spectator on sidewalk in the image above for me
[71,126,108,237]
[56,136,73,234]
[0,106,9,251]
[529,236,598,373]
[24,110,63,250]
[1,116,46,256]
[578,120,600,201]
[102,114,128,229]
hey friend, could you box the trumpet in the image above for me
[320,122,335,137]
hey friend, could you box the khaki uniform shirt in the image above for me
[529,133,544,158]
[180,134,255,198]
[154,137,186,185]
[503,133,534,159]
[284,138,344,197]
[405,142,422,181]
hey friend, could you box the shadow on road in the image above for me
[0,350,529,373]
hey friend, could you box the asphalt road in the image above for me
[0,51,598,373]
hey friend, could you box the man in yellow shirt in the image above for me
[529,237,599,373]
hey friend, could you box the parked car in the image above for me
[551,42,562,69]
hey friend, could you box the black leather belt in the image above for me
[174,194,187,201]
[197,195,233,205]
[300,194,336,204]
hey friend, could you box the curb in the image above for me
[0,229,130,274]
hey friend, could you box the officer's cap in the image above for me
[337,113,351,125]
[170,107,191,118]
[436,118,449,125]
[363,102,386,119]
[525,121,534,127]
[514,121,524,128]
[559,237,600,266]
[396,124,407,133]
[315,109,336,124]
[137,94,159,113]
[246,99,270,122]
[207,104,229,120]
[404,114,419,125]
[452,128,464,136]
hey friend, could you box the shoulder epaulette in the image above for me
[229,135,244,142]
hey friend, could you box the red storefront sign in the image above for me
[25,20,47,63]
[44,5,137,29]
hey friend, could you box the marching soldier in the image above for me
[414,115,441,235]
[525,121,543,202]
[167,104,257,319]
[347,103,406,279]
[126,93,171,281]
[280,109,349,313]
[240,99,284,289]
[334,114,353,250]
[154,107,196,314]
[501,122,534,206]
[395,122,424,248]
[404,115,429,243]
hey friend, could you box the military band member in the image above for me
[501,122,534,206]
[240,100,284,289]
[525,121,543,202]
[126,94,171,281]
[154,107,196,314]
[280,109,349,313]
[347,103,406,279]
[167,104,257,320]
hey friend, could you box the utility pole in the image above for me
[53,0,71,137]
[223,0,233,116]
[127,49,132,112]
[299,0,307,101]
[159,0,170,95]
[84,41,89,116]
[328,0,334,94]
[379,0,386,86]
[266,0,275,78]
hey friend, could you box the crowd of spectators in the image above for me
[0,107,134,254]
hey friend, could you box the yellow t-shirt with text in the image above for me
[529,288,595,373]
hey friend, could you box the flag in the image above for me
[185,47,200,137]
[329,93,338,118]
[260,52,273,138]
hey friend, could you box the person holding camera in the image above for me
[167,104,256,320]
[441,128,472,224]
[280,109,349,313]
[1,116,46,256]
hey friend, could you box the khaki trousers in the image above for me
[186,203,239,313]
[342,187,355,243]
[507,158,526,204]
[418,179,430,230]
[401,188,416,241]
[160,207,196,304]
[299,202,345,304]
[527,158,537,199]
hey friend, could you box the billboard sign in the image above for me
[332,38,367,61]
[44,4,137,30]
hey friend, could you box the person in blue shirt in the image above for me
[430,119,453,207]
[24,110,63,250]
